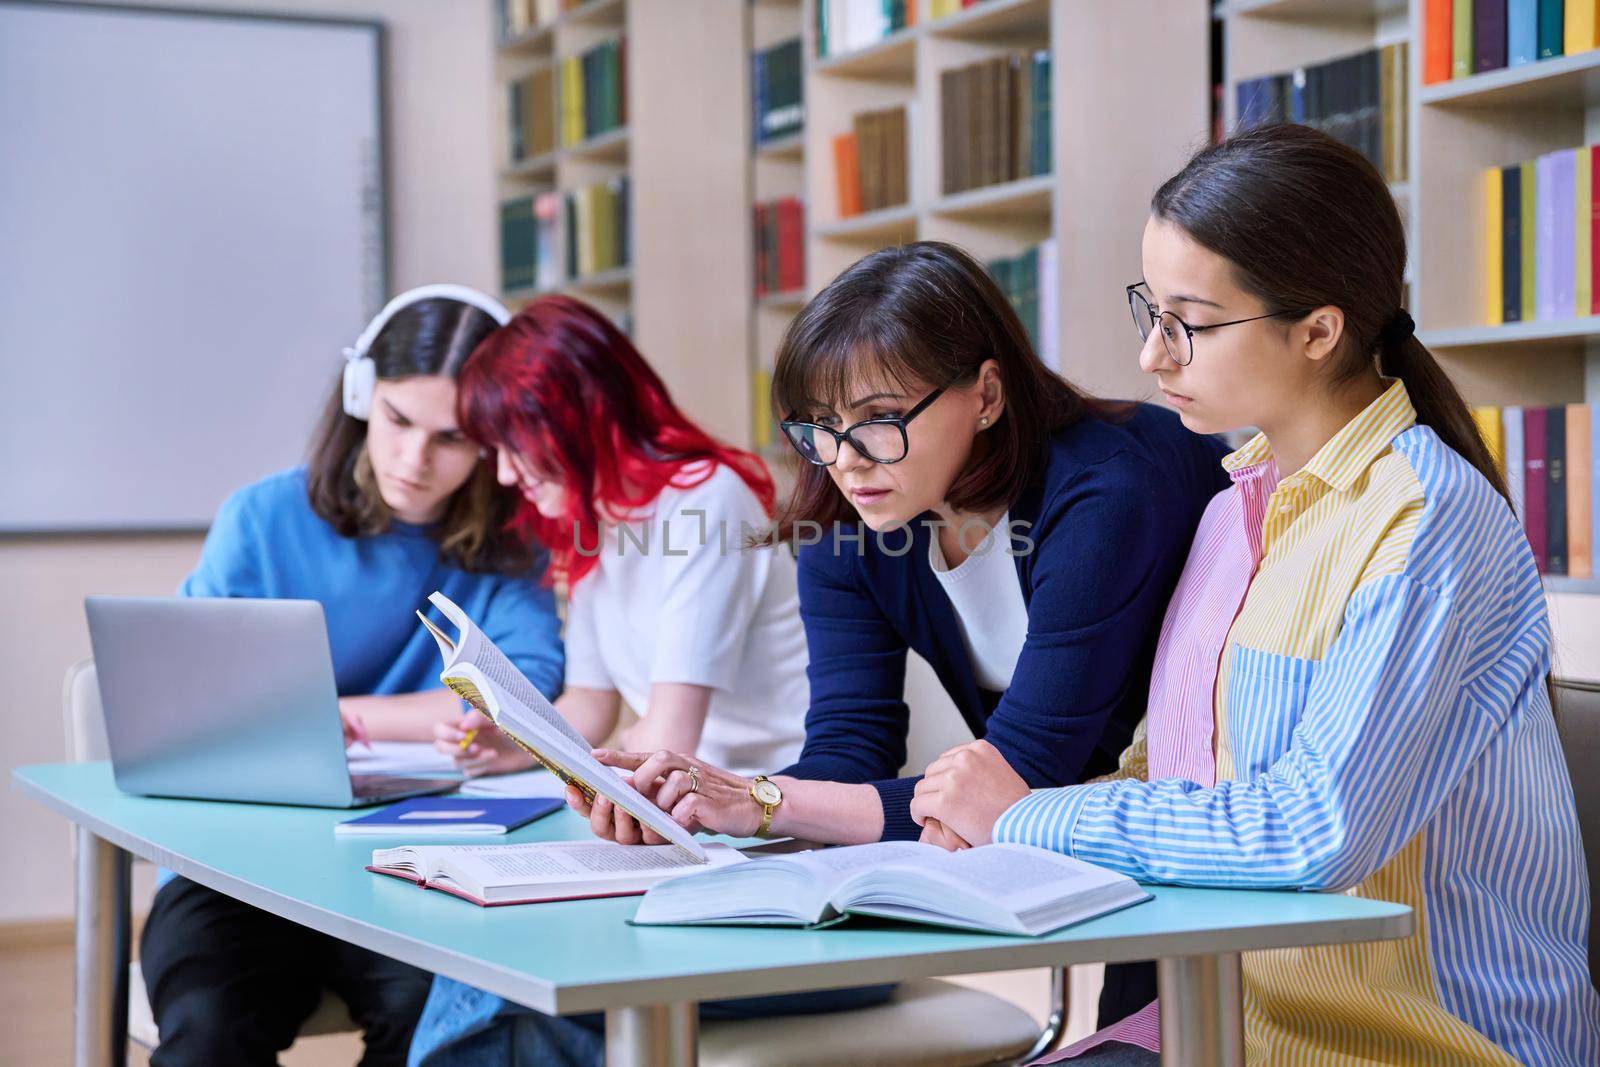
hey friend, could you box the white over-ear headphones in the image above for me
[341,283,512,420]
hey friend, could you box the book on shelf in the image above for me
[1477,405,1599,578]
[560,37,625,148]
[416,591,705,856]
[631,840,1150,937]
[815,0,915,60]
[753,38,803,148]
[501,196,538,293]
[508,67,556,164]
[752,368,776,453]
[1427,0,1594,84]
[369,841,747,907]
[753,197,805,299]
[1234,43,1407,185]
[564,176,629,280]
[1486,145,1599,325]
[940,50,1051,196]
[499,0,571,42]
[987,240,1058,372]
[837,104,910,216]
[1476,0,1508,74]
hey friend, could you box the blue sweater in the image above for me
[779,404,1230,840]
[180,468,564,699]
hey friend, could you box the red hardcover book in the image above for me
[776,198,805,293]
[1524,407,1550,572]
[1425,0,1454,84]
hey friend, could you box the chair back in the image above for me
[63,657,111,762]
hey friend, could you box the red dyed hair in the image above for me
[458,295,775,586]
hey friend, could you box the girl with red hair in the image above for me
[434,293,808,782]
[410,296,887,1067]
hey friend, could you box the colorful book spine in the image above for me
[1505,405,1527,522]
[1475,406,1507,473]
[1538,152,1559,320]
[1592,145,1600,315]
[1522,159,1538,321]
[1579,147,1594,316]
[1549,405,1568,574]
[1476,0,1510,71]
[1568,0,1599,52]
[1455,0,1477,77]
[1525,406,1550,571]
[1428,0,1456,82]
[1487,167,1505,325]
[1510,0,1540,63]
[1555,149,1578,318]
[1504,163,1524,322]
[1540,0,1566,57]
[1569,403,1593,578]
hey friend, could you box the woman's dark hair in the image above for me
[1152,123,1510,505]
[770,240,1115,535]
[305,297,534,575]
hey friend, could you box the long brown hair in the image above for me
[305,297,534,575]
[1151,123,1509,505]
[769,240,1116,536]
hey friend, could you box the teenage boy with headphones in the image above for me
[137,286,564,1067]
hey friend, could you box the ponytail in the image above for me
[1377,320,1512,509]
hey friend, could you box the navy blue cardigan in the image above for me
[777,403,1231,840]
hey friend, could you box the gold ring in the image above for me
[686,765,700,794]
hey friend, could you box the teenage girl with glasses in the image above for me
[910,124,1600,1065]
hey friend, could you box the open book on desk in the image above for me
[369,841,746,907]
[632,841,1150,937]
[417,591,706,861]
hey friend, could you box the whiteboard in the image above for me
[0,1,387,532]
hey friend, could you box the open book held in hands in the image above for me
[631,841,1150,937]
[417,591,706,861]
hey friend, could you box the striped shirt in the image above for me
[1003,381,1600,1065]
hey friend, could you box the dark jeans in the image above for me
[141,875,433,1067]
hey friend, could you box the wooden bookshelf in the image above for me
[1219,1,1600,597]
[748,0,808,465]
[493,0,751,446]
[802,0,1208,401]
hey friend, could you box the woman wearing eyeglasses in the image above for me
[573,239,1229,1032]
[910,125,1600,1065]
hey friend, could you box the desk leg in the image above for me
[1157,952,1244,1067]
[74,828,130,1067]
[604,1002,697,1067]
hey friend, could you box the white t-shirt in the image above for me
[928,512,1028,691]
[562,462,808,776]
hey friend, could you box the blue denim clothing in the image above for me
[409,977,897,1067]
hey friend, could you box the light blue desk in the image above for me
[16,762,1413,1067]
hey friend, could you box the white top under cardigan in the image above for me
[927,512,1029,691]
[562,462,808,776]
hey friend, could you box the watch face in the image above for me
[752,779,782,806]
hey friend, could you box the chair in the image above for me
[1552,677,1600,991]
[61,658,355,1053]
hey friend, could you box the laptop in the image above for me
[86,596,457,807]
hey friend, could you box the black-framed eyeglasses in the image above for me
[1126,283,1312,366]
[779,388,945,466]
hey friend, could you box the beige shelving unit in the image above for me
[1218,0,1600,595]
[493,0,752,447]
[800,0,1211,403]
